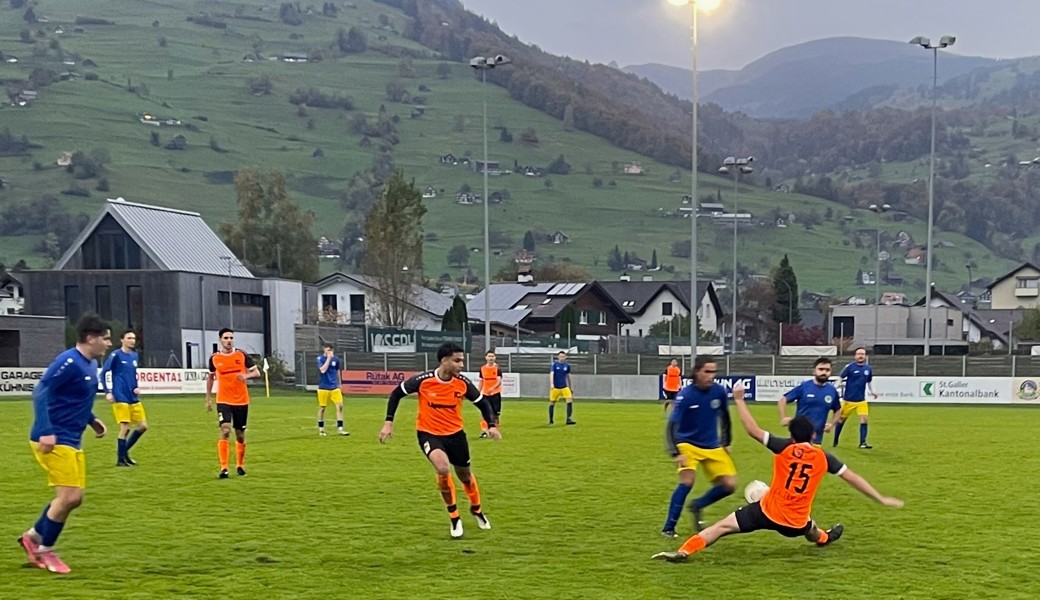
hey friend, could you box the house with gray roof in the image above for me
[467,282,632,338]
[598,276,723,338]
[314,272,455,330]
[22,198,315,368]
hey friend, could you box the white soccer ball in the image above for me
[744,480,769,504]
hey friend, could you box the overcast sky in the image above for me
[460,0,1040,71]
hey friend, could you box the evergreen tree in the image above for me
[650,249,658,270]
[523,230,536,252]
[772,254,801,324]
[607,245,623,271]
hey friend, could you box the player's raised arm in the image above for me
[731,383,765,444]
[242,353,261,380]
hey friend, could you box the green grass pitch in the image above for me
[0,393,1037,599]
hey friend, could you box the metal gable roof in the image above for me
[55,199,254,278]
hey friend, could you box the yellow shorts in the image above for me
[112,402,147,423]
[675,443,737,479]
[317,388,343,407]
[30,442,86,488]
[840,400,869,419]
[549,387,573,403]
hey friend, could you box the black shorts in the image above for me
[664,390,678,401]
[217,403,249,430]
[735,501,813,538]
[417,430,471,467]
[485,393,502,416]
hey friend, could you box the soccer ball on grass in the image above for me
[743,479,769,503]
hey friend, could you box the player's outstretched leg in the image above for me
[652,512,741,562]
[807,522,844,546]
[125,421,147,465]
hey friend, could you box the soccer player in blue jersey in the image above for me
[316,343,348,436]
[19,314,111,574]
[101,330,147,466]
[660,355,736,537]
[832,347,877,449]
[778,357,841,445]
[549,351,575,425]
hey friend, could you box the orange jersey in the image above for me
[208,350,255,406]
[480,364,502,395]
[759,432,846,527]
[664,365,682,392]
[397,370,483,436]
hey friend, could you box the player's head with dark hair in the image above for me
[437,342,465,363]
[322,343,334,351]
[219,328,234,338]
[692,355,717,389]
[76,314,112,358]
[218,328,235,352]
[121,329,135,339]
[77,314,110,342]
[120,329,137,349]
[485,350,496,364]
[813,356,832,383]
[788,416,815,443]
[557,351,567,361]
[854,346,867,363]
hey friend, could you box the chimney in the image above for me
[619,272,630,282]
[642,274,653,282]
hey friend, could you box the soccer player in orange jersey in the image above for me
[652,382,903,562]
[662,358,682,412]
[205,328,261,479]
[479,350,503,438]
[379,342,501,538]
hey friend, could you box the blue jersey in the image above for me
[784,379,840,433]
[666,383,732,452]
[551,360,571,389]
[840,362,873,401]
[101,348,139,403]
[30,348,99,450]
[317,355,342,390]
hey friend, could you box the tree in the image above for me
[607,245,623,271]
[537,262,593,282]
[522,230,536,252]
[558,305,578,338]
[447,244,469,267]
[441,295,468,332]
[647,314,717,343]
[520,127,539,146]
[218,169,318,282]
[338,26,367,53]
[361,170,427,326]
[772,254,801,324]
[436,62,452,79]
[650,249,658,270]
[247,74,273,96]
[546,154,571,175]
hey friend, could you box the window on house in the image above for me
[322,294,338,311]
[126,286,142,330]
[1016,277,1039,289]
[662,302,673,316]
[579,310,589,325]
[598,312,607,326]
[95,285,111,319]
[64,285,81,322]
[349,294,365,313]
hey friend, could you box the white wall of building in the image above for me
[316,279,441,330]
[263,278,304,362]
[181,328,265,368]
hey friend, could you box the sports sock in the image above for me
[692,484,733,510]
[336,420,344,429]
[318,420,325,429]
[126,428,145,450]
[833,421,844,445]
[678,534,707,555]
[35,505,66,548]
[436,473,458,517]
[217,439,230,469]
[461,475,481,509]
[664,483,693,530]
[566,402,573,419]
[859,423,868,445]
[117,438,127,460]
[548,403,555,423]
[816,529,830,544]
[479,419,488,431]
[235,442,246,468]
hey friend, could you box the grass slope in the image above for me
[0,1,1013,298]
[0,393,1037,598]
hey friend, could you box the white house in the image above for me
[0,271,24,315]
[314,272,454,330]
[598,277,723,339]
